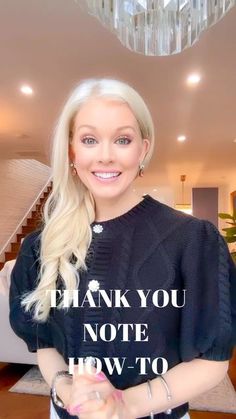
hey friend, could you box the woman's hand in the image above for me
[65,365,135,419]
[78,392,133,419]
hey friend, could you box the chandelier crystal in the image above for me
[82,0,236,56]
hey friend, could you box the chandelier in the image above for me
[81,0,236,56]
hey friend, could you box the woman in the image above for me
[9,78,236,419]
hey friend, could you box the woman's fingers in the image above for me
[73,367,107,385]
[67,366,119,416]
[78,378,116,399]
[71,371,115,402]
[67,376,112,414]
[72,363,98,381]
[67,398,105,416]
[78,395,117,419]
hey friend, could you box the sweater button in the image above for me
[92,224,103,234]
[88,279,100,292]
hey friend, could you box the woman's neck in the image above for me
[94,190,144,223]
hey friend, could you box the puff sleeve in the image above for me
[9,232,54,353]
[179,219,236,362]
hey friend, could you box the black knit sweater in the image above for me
[9,195,236,419]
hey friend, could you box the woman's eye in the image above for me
[81,137,97,145]
[116,137,131,145]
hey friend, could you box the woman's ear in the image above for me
[141,138,151,162]
[68,142,75,162]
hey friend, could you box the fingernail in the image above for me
[67,404,82,415]
[113,389,123,401]
[66,407,73,415]
[95,371,107,381]
[74,404,83,413]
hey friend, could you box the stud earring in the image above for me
[70,162,77,176]
[139,163,145,177]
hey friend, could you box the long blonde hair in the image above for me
[21,78,155,322]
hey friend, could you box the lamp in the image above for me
[80,0,236,56]
[175,174,192,214]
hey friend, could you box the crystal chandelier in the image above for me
[81,0,236,56]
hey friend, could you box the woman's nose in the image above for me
[98,143,114,163]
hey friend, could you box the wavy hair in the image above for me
[21,78,155,322]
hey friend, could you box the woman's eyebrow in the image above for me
[76,124,96,131]
[76,125,136,132]
[115,125,136,132]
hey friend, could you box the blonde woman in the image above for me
[9,79,236,419]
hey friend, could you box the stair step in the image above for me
[0,262,4,270]
[31,216,42,223]
[28,221,42,230]
[5,251,18,261]
[26,218,39,226]
[22,225,36,234]
[17,233,25,243]
[31,210,43,218]
[36,204,42,211]
[11,242,21,252]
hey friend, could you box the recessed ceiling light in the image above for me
[20,85,34,95]
[187,73,201,85]
[15,133,30,139]
[177,135,186,142]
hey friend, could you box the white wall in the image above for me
[133,185,175,207]
[0,159,51,251]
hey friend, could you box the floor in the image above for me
[0,350,235,419]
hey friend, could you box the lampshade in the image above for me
[175,204,192,214]
[175,175,192,214]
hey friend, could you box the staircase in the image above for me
[0,183,52,270]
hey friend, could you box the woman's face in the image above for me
[69,97,150,202]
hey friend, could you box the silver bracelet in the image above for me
[159,375,172,415]
[51,370,72,409]
[147,380,154,419]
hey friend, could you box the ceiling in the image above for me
[0,0,236,202]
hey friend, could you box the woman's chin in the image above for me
[90,186,133,202]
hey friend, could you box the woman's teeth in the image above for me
[93,172,121,179]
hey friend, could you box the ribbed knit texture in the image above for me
[9,195,236,419]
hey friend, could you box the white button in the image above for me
[93,224,103,234]
[88,279,100,292]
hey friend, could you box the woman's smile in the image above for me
[92,171,122,182]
